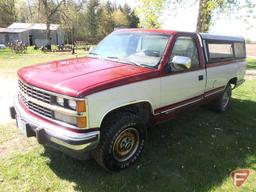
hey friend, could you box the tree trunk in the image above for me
[42,0,51,49]
[196,0,211,32]
[46,21,51,49]
[196,0,203,32]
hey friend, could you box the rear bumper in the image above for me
[10,96,100,159]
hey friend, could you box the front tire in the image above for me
[93,112,146,171]
[212,83,232,113]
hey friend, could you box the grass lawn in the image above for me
[0,47,87,78]
[1,50,256,191]
[0,82,256,192]
[247,58,256,69]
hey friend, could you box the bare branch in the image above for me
[48,0,65,18]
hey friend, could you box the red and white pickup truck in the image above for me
[10,29,246,171]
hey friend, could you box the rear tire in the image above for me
[211,83,232,113]
[93,112,146,171]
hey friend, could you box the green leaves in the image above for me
[0,0,16,27]
[135,0,165,28]
[196,0,256,32]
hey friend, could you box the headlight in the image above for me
[54,112,87,128]
[54,97,87,128]
[56,97,65,107]
[68,100,76,110]
[54,111,77,125]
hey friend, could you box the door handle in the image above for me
[198,75,204,81]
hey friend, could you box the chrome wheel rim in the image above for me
[113,127,140,162]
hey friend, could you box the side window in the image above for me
[170,36,199,71]
[234,42,246,58]
[207,42,234,62]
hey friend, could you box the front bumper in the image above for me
[10,96,100,159]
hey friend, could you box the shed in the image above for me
[0,28,29,45]
[0,22,64,46]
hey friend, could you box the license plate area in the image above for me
[16,114,28,137]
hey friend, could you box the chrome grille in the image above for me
[18,80,53,118]
[19,93,53,118]
[18,80,51,104]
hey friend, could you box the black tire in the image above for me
[93,112,146,171]
[212,83,232,113]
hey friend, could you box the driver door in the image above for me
[158,35,206,113]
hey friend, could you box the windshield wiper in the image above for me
[139,64,156,69]
[122,59,155,69]
[105,57,139,66]
[105,57,155,69]
[106,56,119,59]
[127,61,141,66]
[88,52,99,56]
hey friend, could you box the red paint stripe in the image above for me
[154,94,203,114]
[78,70,161,96]
[205,86,225,97]
[154,86,225,115]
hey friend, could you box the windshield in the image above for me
[89,32,171,68]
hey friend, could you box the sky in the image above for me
[112,0,256,41]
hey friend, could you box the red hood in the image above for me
[18,57,158,97]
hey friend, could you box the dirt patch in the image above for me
[0,76,37,157]
[245,69,256,80]
[0,132,37,157]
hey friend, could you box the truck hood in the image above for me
[18,57,157,97]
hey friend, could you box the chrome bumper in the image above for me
[11,96,100,159]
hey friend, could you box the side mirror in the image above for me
[171,56,192,70]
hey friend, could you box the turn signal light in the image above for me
[77,116,87,128]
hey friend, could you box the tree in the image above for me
[135,0,165,28]
[39,0,65,47]
[85,0,100,40]
[121,3,139,28]
[105,0,114,13]
[120,3,131,16]
[0,0,16,27]
[17,1,32,22]
[95,2,139,41]
[129,11,140,28]
[196,0,226,32]
[60,0,85,44]
[112,9,129,27]
[97,6,114,39]
[8,0,138,44]
[196,0,256,32]
[83,0,138,43]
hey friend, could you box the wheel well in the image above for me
[100,102,153,128]
[229,77,237,85]
[228,77,238,89]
